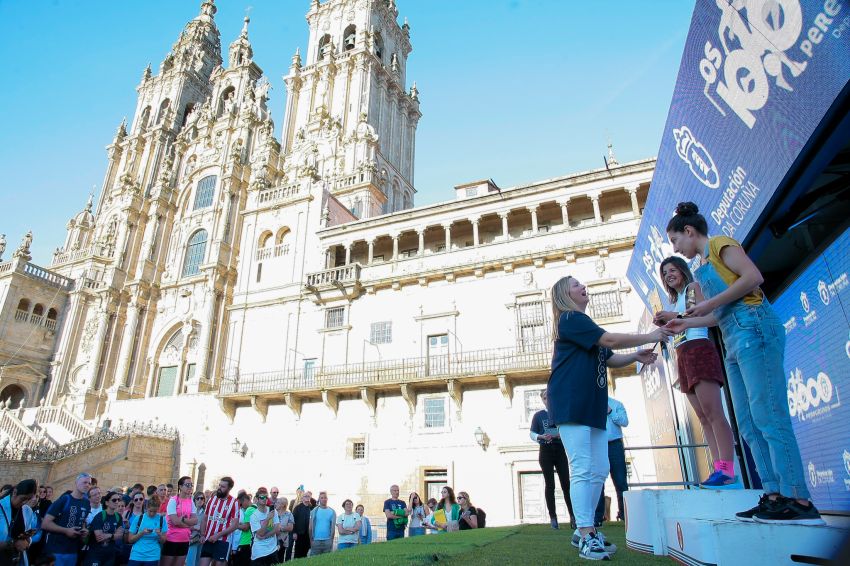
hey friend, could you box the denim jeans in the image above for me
[558,423,609,528]
[595,438,628,523]
[337,542,357,550]
[695,261,810,499]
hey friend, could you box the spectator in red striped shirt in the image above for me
[198,477,239,566]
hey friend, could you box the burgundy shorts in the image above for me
[675,338,725,394]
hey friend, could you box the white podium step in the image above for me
[624,488,760,554]
[665,515,850,566]
[624,489,850,565]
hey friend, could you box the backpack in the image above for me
[476,507,486,528]
[134,513,164,534]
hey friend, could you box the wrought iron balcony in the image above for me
[218,338,552,398]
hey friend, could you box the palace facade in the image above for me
[0,0,658,525]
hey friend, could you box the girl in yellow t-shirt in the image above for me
[664,202,823,526]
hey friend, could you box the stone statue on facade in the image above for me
[0,233,6,261]
[12,230,33,260]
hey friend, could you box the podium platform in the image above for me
[624,489,850,565]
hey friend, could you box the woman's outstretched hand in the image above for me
[634,349,658,365]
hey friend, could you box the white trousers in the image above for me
[559,423,609,528]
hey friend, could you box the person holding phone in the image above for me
[128,494,168,566]
[83,490,125,566]
[0,479,38,565]
[530,390,576,530]
[664,202,823,525]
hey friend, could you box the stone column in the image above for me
[85,305,113,390]
[417,229,425,257]
[116,301,141,387]
[442,223,452,252]
[628,186,641,218]
[392,234,399,260]
[499,212,510,240]
[591,194,602,224]
[528,206,539,234]
[193,289,219,387]
[367,239,374,264]
[344,243,352,265]
[560,199,570,230]
[471,217,480,247]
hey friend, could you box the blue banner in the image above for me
[772,228,850,512]
[627,0,850,312]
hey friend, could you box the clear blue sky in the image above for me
[0,0,694,265]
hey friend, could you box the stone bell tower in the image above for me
[279,0,421,219]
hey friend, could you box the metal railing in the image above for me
[588,289,623,319]
[624,443,710,488]
[220,338,552,396]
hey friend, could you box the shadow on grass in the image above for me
[293,523,668,565]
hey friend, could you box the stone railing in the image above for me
[77,277,106,291]
[51,244,111,266]
[0,421,178,463]
[255,243,290,261]
[35,405,95,441]
[23,263,74,289]
[305,263,361,288]
[14,309,29,322]
[0,409,42,452]
[332,169,375,191]
[256,183,306,206]
[220,338,552,397]
[0,261,12,274]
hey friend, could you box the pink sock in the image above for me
[718,460,734,477]
[714,460,723,472]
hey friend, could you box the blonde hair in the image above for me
[551,276,580,340]
[458,491,472,507]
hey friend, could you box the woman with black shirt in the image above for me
[457,492,477,530]
[83,490,124,566]
[530,390,576,530]
[548,275,668,561]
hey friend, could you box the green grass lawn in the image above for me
[297,523,669,565]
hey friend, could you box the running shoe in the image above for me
[753,496,826,526]
[736,494,776,522]
[578,533,611,561]
[550,517,559,530]
[572,529,617,554]
[700,471,738,489]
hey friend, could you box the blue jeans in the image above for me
[359,535,371,545]
[386,529,405,541]
[338,542,357,550]
[696,261,810,499]
[408,527,425,537]
[595,438,628,523]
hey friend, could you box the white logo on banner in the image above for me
[644,365,663,399]
[673,126,720,188]
[800,291,810,313]
[808,461,836,488]
[818,280,831,305]
[788,368,839,420]
[698,0,810,129]
[844,450,850,491]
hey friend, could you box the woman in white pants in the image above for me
[548,276,668,561]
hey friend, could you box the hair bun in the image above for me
[676,201,699,216]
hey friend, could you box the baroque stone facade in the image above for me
[1,0,658,525]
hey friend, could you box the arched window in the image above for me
[156,99,171,124]
[373,32,384,62]
[217,87,235,117]
[193,175,217,210]
[182,229,208,277]
[47,308,58,321]
[16,298,30,312]
[275,227,290,245]
[318,34,332,60]
[403,191,412,210]
[32,304,44,317]
[343,24,357,51]
[258,231,274,249]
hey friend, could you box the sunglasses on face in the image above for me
[110,498,122,503]
[133,498,144,502]
[257,495,268,500]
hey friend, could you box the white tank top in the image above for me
[672,283,709,348]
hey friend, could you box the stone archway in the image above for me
[0,384,27,409]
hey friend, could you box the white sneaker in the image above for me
[578,533,611,561]
[596,530,617,555]
[571,528,581,548]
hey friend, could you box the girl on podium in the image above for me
[654,256,737,488]
[664,202,823,526]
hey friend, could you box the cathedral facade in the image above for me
[0,0,656,525]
